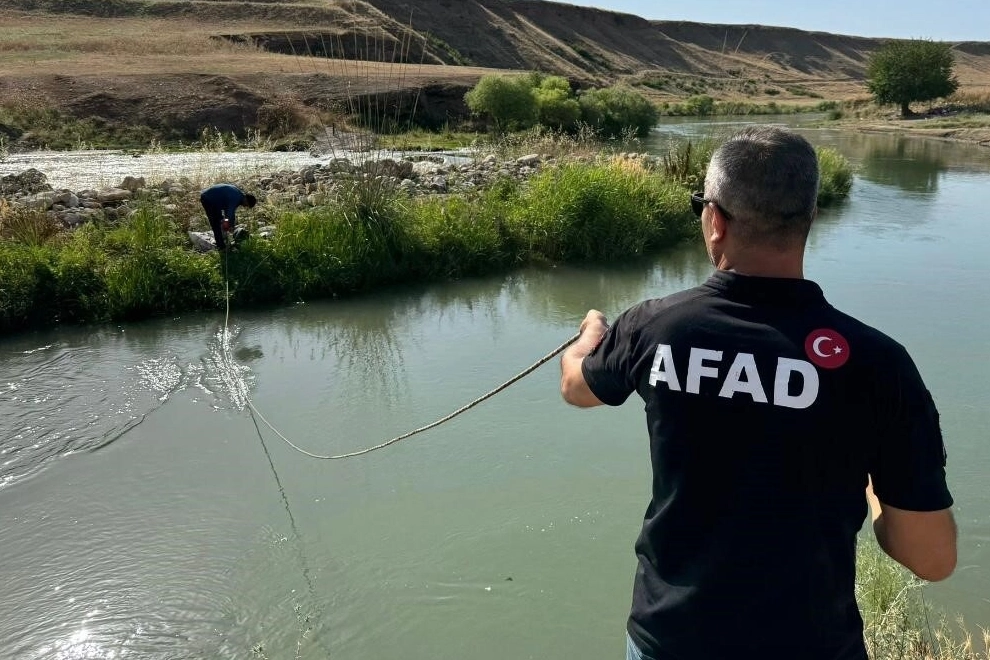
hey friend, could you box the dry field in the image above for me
[2,1,990,146]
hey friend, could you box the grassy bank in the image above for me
[859,540,988,659]
[0,146,852,335]
[657,96,837,117]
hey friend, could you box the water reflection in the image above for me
[859,137,948,194]
[510,244,712,324]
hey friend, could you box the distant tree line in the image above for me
[465,73,659,138]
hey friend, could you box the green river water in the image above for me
[1,119,988,658]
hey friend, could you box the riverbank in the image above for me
[859,540,988,660]
[822,94,990,147]
[0,144,852,335]
[847,120,990,147]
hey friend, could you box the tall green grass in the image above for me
[817,147,854,207]
[858,540,989,660]
[0,147,854,334]
[506,162,695,261]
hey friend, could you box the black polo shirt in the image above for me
[582,271,952,660]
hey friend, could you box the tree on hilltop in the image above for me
[866,39,959,118]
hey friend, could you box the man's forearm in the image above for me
[560,310,608,407]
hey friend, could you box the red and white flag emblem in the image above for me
[805,329,850,369]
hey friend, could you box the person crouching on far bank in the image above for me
[200,183,256,251]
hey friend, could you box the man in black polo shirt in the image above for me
[560,126,956,660]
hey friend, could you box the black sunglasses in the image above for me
[690,192,732,220]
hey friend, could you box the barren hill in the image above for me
[2,0,989,143]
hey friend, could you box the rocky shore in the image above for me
[0,153,556,231]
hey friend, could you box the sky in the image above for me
[558,1,989,42]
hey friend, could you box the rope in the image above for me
[248,406,330,658]
[221,248,580,460]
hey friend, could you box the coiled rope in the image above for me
[222,250,580,460]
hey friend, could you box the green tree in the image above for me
[578,85,659,138]
[464,74,537,132]
[533,76,581,131]
[866,39,959,117]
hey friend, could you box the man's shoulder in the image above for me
[615,285,714,332]
[628,284,715,317]
[824,305,916,368]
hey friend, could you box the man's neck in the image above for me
[716,252,805,279]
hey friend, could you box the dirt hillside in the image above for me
[2,0,989,144]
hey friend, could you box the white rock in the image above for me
[98,188,132,204]
[412,161,443,177]
[188,231,215,253]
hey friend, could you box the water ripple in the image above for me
[0,326,254,491]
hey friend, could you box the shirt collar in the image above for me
[703,270,826,307]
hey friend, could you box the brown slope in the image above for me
[366,0,990,88]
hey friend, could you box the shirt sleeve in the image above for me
[869,347,953,512]
[580,305,641,407]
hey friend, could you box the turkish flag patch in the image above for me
[805,329,850,369]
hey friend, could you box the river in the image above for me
[1,119,988,658]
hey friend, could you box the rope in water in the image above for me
[222,250,580,460]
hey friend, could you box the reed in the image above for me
[858,540,989,660]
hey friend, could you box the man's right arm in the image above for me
[560,310,608,408]
[868,346,957,582]
[867,479,956,582]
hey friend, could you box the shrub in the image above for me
[684,95,716,117]
[533,76,582,132]
[256,97,311,138]
[817,147,854,207]
[465,74,538,132]
[0,243,58,332]
[506,162,695,261]
[578,85,659,138]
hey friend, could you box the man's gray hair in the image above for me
[704,126,820,247]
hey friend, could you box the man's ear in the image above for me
[709,205,729,244]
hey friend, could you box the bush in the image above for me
[534,76,582,132]
[684,95,716,117]
[506,162,694,261]
[465,74,538,132]
[256,97,311,138]
[407,192,512,278]
[0,243,58,332]
[578,86,659,138]
[817,147,854,207]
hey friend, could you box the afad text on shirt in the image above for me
[648,344,820,409]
